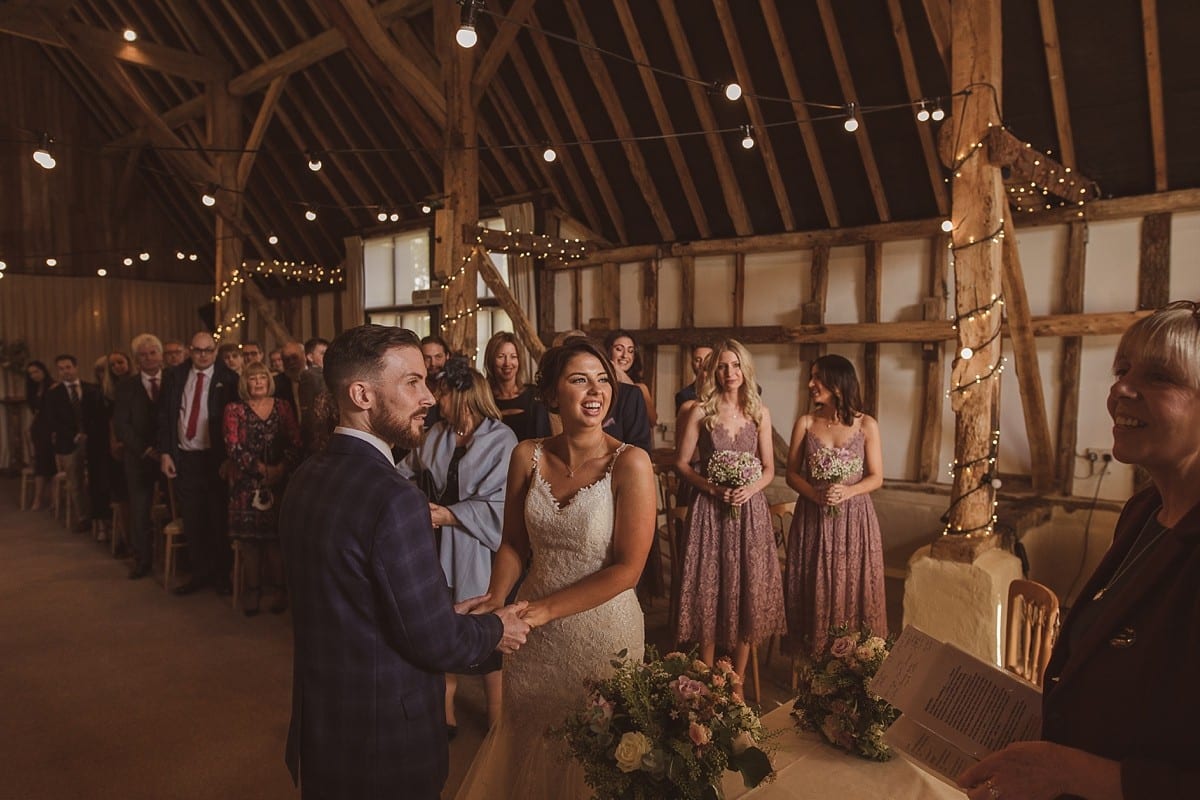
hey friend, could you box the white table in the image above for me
[723,705,966,800]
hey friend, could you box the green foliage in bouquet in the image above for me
[790,626,900,761]
[555,648,775,800]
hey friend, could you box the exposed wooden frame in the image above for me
[236,76,286,190]
[656,0,752,236]
[1138,212,1172,309]
[921,0,951,76]
[474,247,546,362]
[712,0,795,231]
[470,226,588,258]
[885,0,950,216]
[1142,0,1168,191]
[641,258,659,401]
[1054,221,1086,495]
[471,0,535,106]
[816,0,891,222]
[759,0,839,227]
[732,253,745,328]
[613,0,709,239]
[482,80,569,215]
[1035,0,1077,169]
[562,0,673,241]
[863,242,882,416]
[800,244,830,362]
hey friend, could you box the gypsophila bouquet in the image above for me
[791,626,899,761]
[555,648,775,800]
[807,446,863,516]
[707,449,763,521]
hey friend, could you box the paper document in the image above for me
[870,626,1042,783]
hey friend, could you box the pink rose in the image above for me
[671,676,710,705]
[829,635,856,659]
[689,721,712,746]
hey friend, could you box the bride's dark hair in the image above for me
[535,337,617,415]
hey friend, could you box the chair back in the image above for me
[768,501,796,566]
[1004,578,1060,686]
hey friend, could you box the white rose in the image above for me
[614,731,653,773]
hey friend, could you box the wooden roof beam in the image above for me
[816,0,891,222]
[468,226,589,257]
[235,76,286,190]
[1035,0,1077,169]
[1142,0,1168,191]
[471,0,536,107]
[527,8,627,242]
[562,0,674,241]
[885,0,949,216]
[921,0,951,77]
[656,0,752,237]
[712,0,795,232]
[613,0,709,239]
[986,127,1098,208]
[759,0,840,228]
[2,8,230,82]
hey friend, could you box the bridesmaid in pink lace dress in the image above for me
[783,354,887,658]
[674,339,785,684]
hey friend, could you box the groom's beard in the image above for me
[370,405,425,449]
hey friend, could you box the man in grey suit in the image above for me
[113,333,165,579]
[279,324,529,799]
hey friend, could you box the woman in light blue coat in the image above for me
[399,356,518,736]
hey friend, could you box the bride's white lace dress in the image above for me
[454,442,645,800]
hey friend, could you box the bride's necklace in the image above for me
[564,443,607,477]
[1092,510,1169,601]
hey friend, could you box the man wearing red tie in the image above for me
[114,333,166,579]
[158,331,238,595]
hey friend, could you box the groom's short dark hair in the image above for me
[324,325,421,403]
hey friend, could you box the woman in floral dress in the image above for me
[223,361,301,615]
[783,354,887,658]
[673,339,785,685]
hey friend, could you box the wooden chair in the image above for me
[109,502,128,557]
[19,466,35,511]
[750,501,797,700]
[1004,579,1061,686]
[160,479,186,592]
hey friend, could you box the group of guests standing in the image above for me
[22,332,335,616]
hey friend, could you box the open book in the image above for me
[870,626,1042,784]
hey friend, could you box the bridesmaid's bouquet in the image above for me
[706,450,763,521]
[808,446,863,516]
[791,626,899,761]
[556,648,774,800]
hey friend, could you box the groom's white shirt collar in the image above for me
[334,426,394,466]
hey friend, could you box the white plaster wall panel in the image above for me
[752,343,805,447]
[1075,333,1133,501]
[578,266,598,327]
[879,239,928,321]
[996,337,1062,476]
[693,255,734,327]
[743,250,807,326]
[1169,211,1200,300]
[619,261,642,330]
[825,245,864,323]
[1083,218,1140,311]
[1009,225,1066,315]
[552,269,572,331]
[878,343,925,480]
[657,257,682,330]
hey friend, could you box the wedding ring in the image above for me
[985,779,1000,799]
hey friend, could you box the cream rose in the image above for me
[614,731,653,773]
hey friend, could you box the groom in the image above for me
[280,325,530,800]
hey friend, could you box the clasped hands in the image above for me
[818,484,847,507]
[454,593,542,655]
[717,486,753,506]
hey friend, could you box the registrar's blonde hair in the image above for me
[699,339,762,429]
[1115,301,1200,389]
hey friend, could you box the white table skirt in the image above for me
[722,705,966,800]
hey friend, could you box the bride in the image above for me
[455,337,656,800]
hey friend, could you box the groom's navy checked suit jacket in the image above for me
[280,433,503,800]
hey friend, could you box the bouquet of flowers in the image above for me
[706,449,763,521]
[791,626,899,761]
[807,446,863,516]
[556,648,775,800]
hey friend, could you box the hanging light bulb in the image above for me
[0,260,7,271]
[542,145,557,163]
[941,219,954,233]
[46,258,57,267]
[97,268,108,277]
[455,0,479,48]
[122,28,138,42]
[304,207,317,221]
[389,212,400,222]
[916,100,931,122]
[931,101,946,122]
[138,251,150,261]
[267,234,279,246]
[723,82,743,102]
[740,124,755,150]
[175,251,185,260]
[377,210,389,222]
[201,185,217,207]
[960,346,974,360]
[307,152,323,172]
[188,253,198,261]
[421,202,432,215]
[123,257,134,266]
[32,133,56,169]
[843,102,859,133]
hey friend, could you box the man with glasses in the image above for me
[241,341,264,366]
[162,340,187,368]
[158,331,238,595]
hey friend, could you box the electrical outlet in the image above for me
[1084,448,1112,463]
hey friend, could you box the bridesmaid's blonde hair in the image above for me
[699,339,762,430]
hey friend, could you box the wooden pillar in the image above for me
[799,244,830,363]
[437,3,479,356]
[641,259,659,403]
[1055,221,1087,494]
[935,0,1005,558]
[208,81,243,334]
[863,242,882,417]
[1138,212,1171,309]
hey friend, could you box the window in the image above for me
[365,229,431,307]
[477,217,508,300]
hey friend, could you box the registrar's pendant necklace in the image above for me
[1092,511,1168,601]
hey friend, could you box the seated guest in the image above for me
[675,344,713,412]
[218,343,244,375]
[45,354,103,532]
[605,329,658,428]
[960,300,1200,800]
[23,360,57,511]
[113,334,165,579]
[241,341,264,366]
[484,331,537,440]
[224,361,301,615]
[398,356,518,734]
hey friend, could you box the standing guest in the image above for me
[674,339,785,684]
[223,361,301,615]
[44,354,103,531]
[279,324,529,800]
[241,341,264,366]
[23,360,56,511]
[218,343,244,375]
[274,341,306,420]
[484,331,537,440]
[605,329,658,428]
[268,348,284,374]
[304,337,329,369]
[159,331,239,595]
[398,357,518,734]
[782,355,886,658]
[960,300,1200,800]
[162,340,187,368]
[114,334,165,579]
[100,351,134,537]
[420,334,449,387]
[675,344,714,413]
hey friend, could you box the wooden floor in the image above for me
[0,476,899,799]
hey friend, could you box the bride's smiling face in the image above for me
[555,353,612,428]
